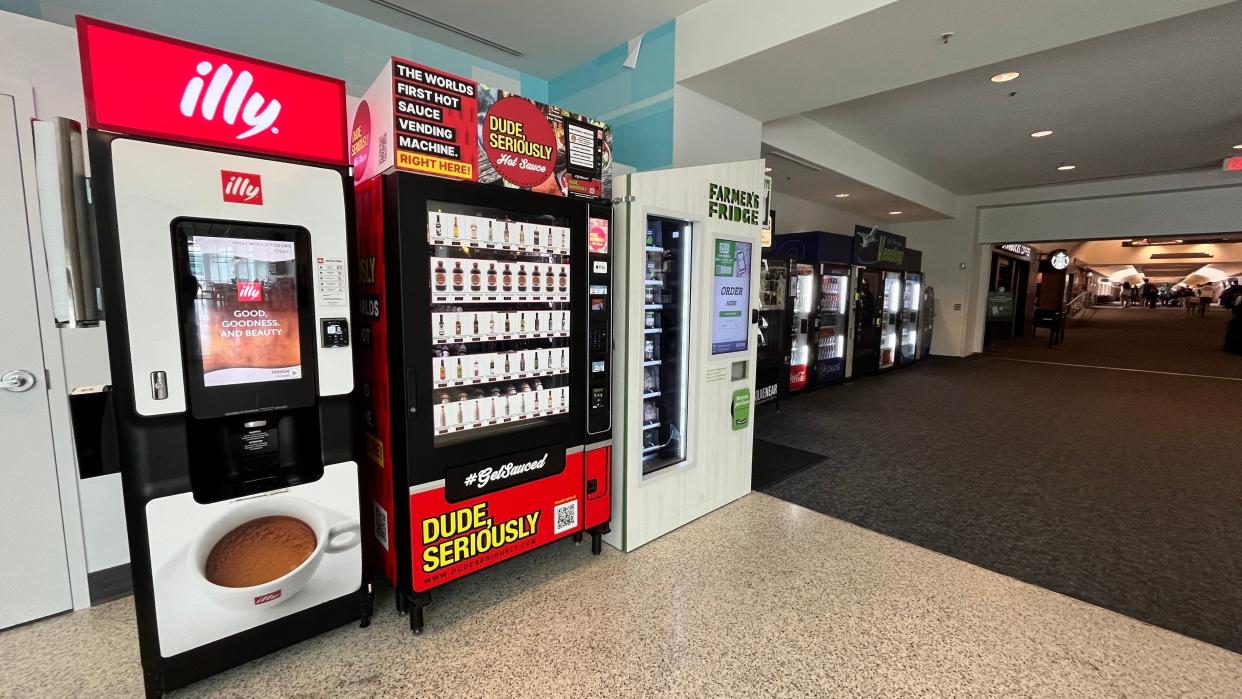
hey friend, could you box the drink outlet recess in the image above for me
[608,161,765,553]
[349,58,614,633]
[79,18,364,697]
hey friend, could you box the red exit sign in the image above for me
[76,17,346,165]
[1224,156,1242,172]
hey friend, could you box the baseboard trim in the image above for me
[87,563,132,606]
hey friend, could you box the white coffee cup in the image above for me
[187,496,359,611]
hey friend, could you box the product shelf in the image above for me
[432,329,570,345]
[432,365,569,390]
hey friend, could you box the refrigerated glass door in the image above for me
[788,264,815,391]
[814,267,850,382]
[879,271,902,370]
[642,216,692,475]
[900,273,921,363]
[427,203,572,446]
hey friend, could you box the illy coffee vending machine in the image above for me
[350,57,614,632]
[80,18,366,696]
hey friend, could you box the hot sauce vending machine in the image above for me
[80,18,365,697]
[349,58,613,632]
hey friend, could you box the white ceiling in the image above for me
[806,3,1242,194]
[762,144,946,222]
[317,0,708,78]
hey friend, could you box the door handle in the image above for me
[1,369,37,392]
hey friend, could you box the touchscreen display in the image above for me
[711,239,752,355]
[184,234,302,386]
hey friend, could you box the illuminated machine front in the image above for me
[80,18,365,696]
[349,58,614,632]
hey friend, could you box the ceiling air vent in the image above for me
[366,0,523,57]
[1149,252,1212,259]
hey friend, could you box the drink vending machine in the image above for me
[80,18,366,697]
[349,58,614,632]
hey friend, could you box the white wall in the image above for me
[1,10,124,577]
[672,85,762,168]
[888,217,979,357]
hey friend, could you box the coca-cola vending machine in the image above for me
[350,58,613,632]
[80,18,366,696]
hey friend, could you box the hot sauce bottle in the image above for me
[517,264,528,292]
[470,262,481,291]
[519,224,526,246]
[503,221,511,243]
[502,264,513,291]
[434,260,447,291]
[452,261,464,291]
[452,216,459,239]
[531,264,542,292]
[544,265,554,291]
[487,263,497,291]
[558,266,568,293]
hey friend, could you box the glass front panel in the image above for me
[879,271,902,368]
[427,202,571,446]
[900,273,921,362]
[642,216,692,475]
[757,259,788,363]
[814,271,850,380]
[788,264,815,390]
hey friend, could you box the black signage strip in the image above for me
[392,60,477,97]
[396,134,462,160]
[391,81,463,113]
[443,444,566,503]
[394,117,458,145]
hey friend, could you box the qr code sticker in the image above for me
[373,502,389,550]
[554,499,579,535]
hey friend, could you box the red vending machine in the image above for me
[350,58,613,632]
[80,18,366,696]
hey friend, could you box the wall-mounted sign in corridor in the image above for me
[1049,249,1071,270]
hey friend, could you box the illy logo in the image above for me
[237,281,263,302]
[221,170,263,204]
[253,590,281,605]
[181,61,282,140]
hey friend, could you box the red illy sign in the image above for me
[76,17,347,165]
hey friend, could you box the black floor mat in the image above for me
[751,438,825,490]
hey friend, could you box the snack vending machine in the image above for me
[813,264,852,383]
[80,19,365,697]
[899,271,923,365]
[349,58,613,632]
[609,160,764,552]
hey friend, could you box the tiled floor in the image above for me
[3,493,1240,697]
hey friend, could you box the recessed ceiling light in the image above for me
[1233,144,1242,150]
[1030,130,1053,138]
[1057,164,1077,171]
[764,166,773,172]
[990,71,1020,83]
[834,193,850,198]
[888,211,903,215]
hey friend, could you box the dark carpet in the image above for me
[755,356,1242,653]
[989,305,1242,378]
[750,436,825,490]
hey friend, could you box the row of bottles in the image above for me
[433,346,570,388]
[430,257,570,302]
[428,211,571,255]
[434,384,570,434]
[433,309,570,343]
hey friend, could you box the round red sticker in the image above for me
[350,100,371,183]
[483,97,557,189]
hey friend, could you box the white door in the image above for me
[0,93,74,628]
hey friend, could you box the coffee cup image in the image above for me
[187,496,360,610]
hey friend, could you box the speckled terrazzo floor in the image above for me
[3,493,1241,697]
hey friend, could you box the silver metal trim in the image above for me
[584,439,612,451]
[565,444,585,456]
[409,479,447,495]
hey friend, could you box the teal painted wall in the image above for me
[0,0,547,100]
[548,21,675,171]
